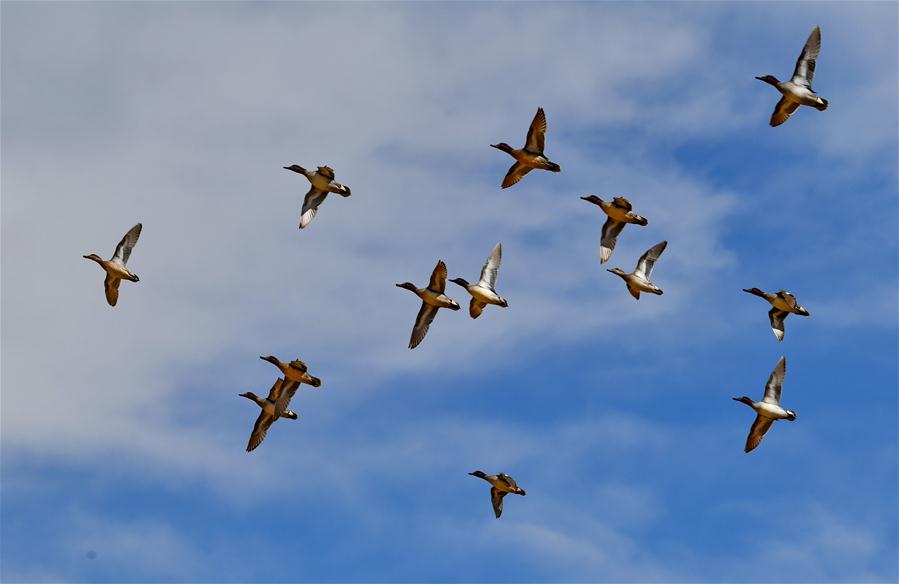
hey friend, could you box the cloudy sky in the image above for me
[2,1,896,582]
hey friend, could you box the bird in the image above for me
[580,195,649,264]
[239,377,301,452]
[259,356,322,388]
[396,260,460,349]
[283,164,351,229]
[743,288,810,341]
[450,243,508,319]
[756,25,828,127]
[607,240,668,300]
[82,223,142,307]
[469,470,526,518]
[490,107,561,188]
[732,356,797,453]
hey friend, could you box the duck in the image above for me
[469,470,526,518]
[283,164,351,229]
[743,287,810,341]
[259,355,322,387]
[450,243,508,319]
[83,223,142,307]
[581,195,649,264]
[607,240,667,300]
[490,107,561,188]
[396,260,460,349]
[756,25,828,127]
[733,356,797,453]
[239,377,301,452]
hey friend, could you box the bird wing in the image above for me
[635,240,668,278]
[763,356,787,404]
[300,188,328,229]
[104,274,121,307]
[745,415,774,453]
[791,25,821,88]
[409,302,439,349]
[428,260,448,293]
[525,107,547,153]
[768,308,788,341]
[501,162,532,189]
[497,473,518,489]
[627,283,641,301]
[246,410,276,452]
[770,96,800,127]
[611,196,633,212]
[469,298,487,319]
[778,291,799,310]
[112,223,142,265]
[600,218,626,264]
[273,379,301,418]
[477,243,502,290]
[490,487,506,518]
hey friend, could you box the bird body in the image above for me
[451,243,508,318]
[743,288,810,341]
[733,356,797,453]
[491,108,560,188]
[581,195,649,263]
[397,260,460,348]
[469,470,526,518]
[240,377,301,452]
[83,223,142,307]
[607,241,667,299]
[259,355,322,388]
[283,164,351,229]
[757,26,828,126]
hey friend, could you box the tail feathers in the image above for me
[547,162,561,172]
[815,98,828,111]
[632,215,649,226]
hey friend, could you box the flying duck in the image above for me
[581,195,649,264]
[756,25,828,127]
[283,164,351,229]
[396,260,460,349]
[469,470,526,518]
[607,240,667,300]
[743,288,810,341]
[239,377,301,452]
[450,243,508,319]
[490,107,561,188]
[259,355,322,387]
[82,223,142,307]
[733,356,797,453]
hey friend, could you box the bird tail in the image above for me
[815,98,828,111]
[632,215,649,226]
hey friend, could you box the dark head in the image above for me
[283,164,307,174]
[260,355,280,366]
[755,75,780,86]
[83,253,103,263]
[580,195,604,207]
[606,267,627,278]
[490,142,514,154]
[395,282,418,293]
[732,396,754,406]
[468,470,487,479]
[785,410,798,421]
[239,391,259,401]
[449,277,470,288]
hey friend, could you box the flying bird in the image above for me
[396,260,460,349]
[240,377,301,452]
[469,470,526,518]
[450,243,509,319]
[756,25,828,127]
[82,223,142,307]
[732,356,797,453]
[490,107,561,188]
[743,288,810,341]
[607,240,668,300]
[283,164,351,229]
[581,195,649,264]
[259,356,322,388]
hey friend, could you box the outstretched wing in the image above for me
[428,260,448,293]
[247,410,276,452]
[763,356,787,404]
[469,298,487,319]
[600,219,626,264]
[501,162,532,189]
[490,487,506,519]
[478,243,502,290]
[300,188,328,229]
[267,378,301,418]
[770,96,800,127]
[791,25,821,88]
[524,107,547,153]
[745,415,774,453]
[112,223,142,265]
[409,302,439,349]
[635,240,668,278]
[768,308,788,341]
[104,274,121,307]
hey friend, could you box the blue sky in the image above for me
[1,2,896,582]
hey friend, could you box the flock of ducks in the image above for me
[82,25,828,518]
